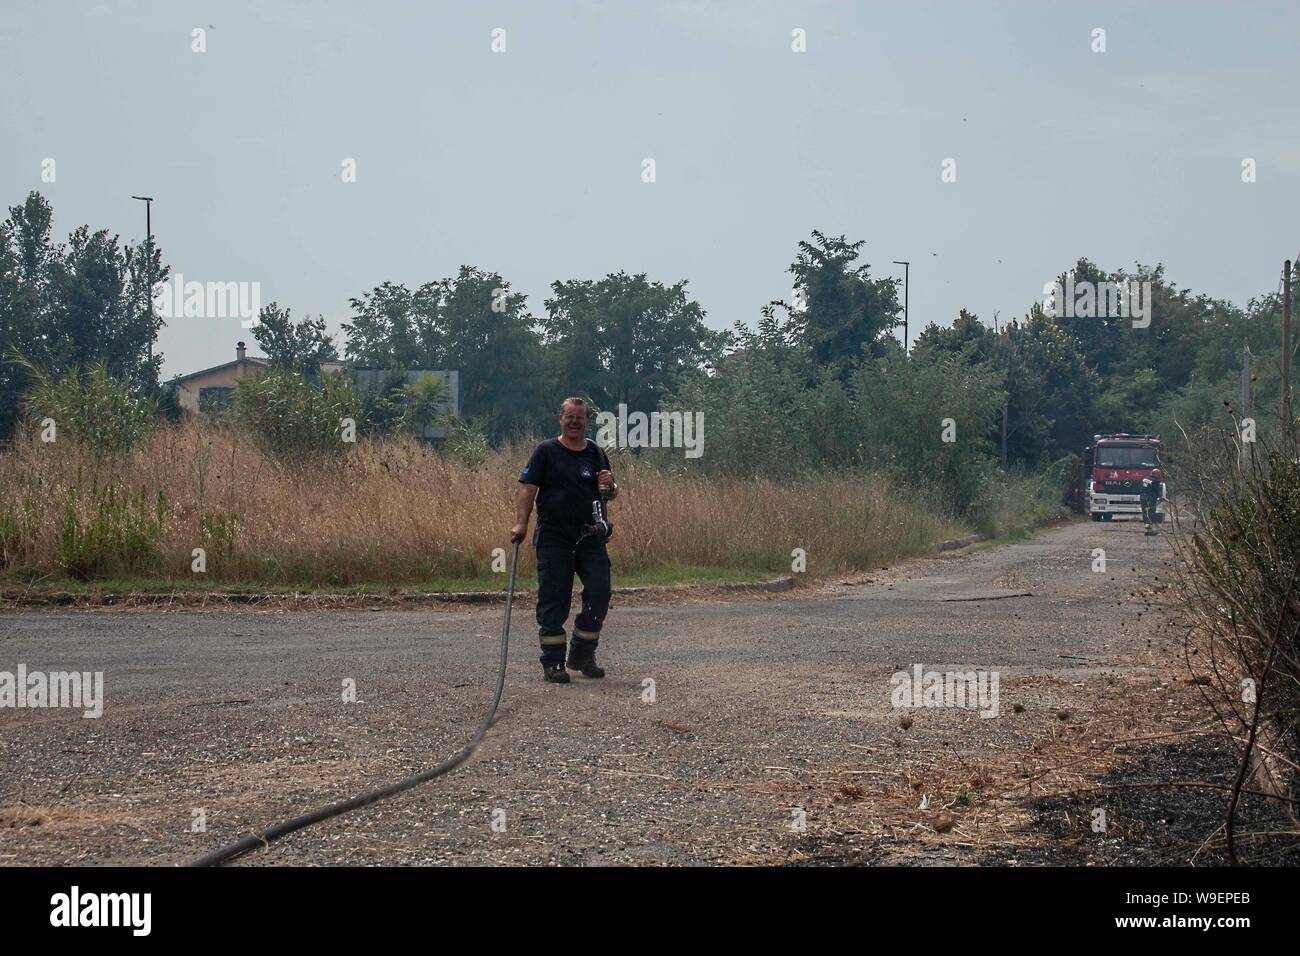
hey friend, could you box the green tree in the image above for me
[341,281,434,368]
[665,305,819,477]
[0,192,166,439]
[542,271,722,415]
[232,368,361,462]
[912,309,996,366]
[915,307,1097,467]
[1012,311,1100,464]
[399,374,450,435]
[356,368,414,434]
[788,230,900,373]
[251,303,338,376]
[21,360,159,452]
[1095,367,1165,435]
[1048,258,1127,379]
[848,349,1004,514]
[343,267,547,440]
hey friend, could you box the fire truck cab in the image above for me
[1085,434,1166,522]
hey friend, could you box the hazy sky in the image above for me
[2,0,1297,378]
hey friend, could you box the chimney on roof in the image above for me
[236,341,247,361]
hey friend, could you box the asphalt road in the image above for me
[0,518,1176,865]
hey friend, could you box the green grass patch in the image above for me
[0,563,780,597]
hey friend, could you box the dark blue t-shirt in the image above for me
[519,438,610,547]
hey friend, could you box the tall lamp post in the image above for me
[131,195,155,372]
[1284,258,1293,449]
[893,260,910,354]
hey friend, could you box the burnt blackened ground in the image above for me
[981,734,1300,867]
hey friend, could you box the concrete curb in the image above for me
[3,527,1006,609]
[935,533,990,552]
[0,575,800,609]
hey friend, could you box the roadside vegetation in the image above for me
[1168,425,1300,863]
[2,191,1295,592]
[0,418,1064,589]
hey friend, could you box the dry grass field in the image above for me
[0,421,1029,588]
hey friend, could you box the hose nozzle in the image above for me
[583,497,613,539]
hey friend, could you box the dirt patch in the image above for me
[745,639,1300,866]
[0,806,50,829]
[0,803,144,833]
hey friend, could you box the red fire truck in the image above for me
[1084,434,1165,522]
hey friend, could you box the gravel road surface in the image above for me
[0,518,1181,865]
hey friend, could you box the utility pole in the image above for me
[1284,259,1293,447]
[1242,342,1254,471]
[131,195,155,375]
[1001,316,1016,471]
[1241,343,1250,415]
[893,260,910,354]
[1001,402,1008,469]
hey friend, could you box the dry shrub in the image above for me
[1169,429,1300,862]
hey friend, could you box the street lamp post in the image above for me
[131,195,155,372]
[893,260,910,353]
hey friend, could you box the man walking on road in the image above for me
[511,398,619,683]
[1141,468,1164,535]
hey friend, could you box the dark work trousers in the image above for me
[1141,495,1158,525]
[535,536,612,665]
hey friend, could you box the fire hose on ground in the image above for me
[189,539,521,867]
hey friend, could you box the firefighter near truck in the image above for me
[1083,434,1167,523]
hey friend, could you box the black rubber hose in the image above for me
[189,540,520,867]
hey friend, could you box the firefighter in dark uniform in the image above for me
[1140,468,1163,534]
[511,398,618,683]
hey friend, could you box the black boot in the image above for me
[543,662,571,683]
[540,636,569,683]
[568,632,605,678]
